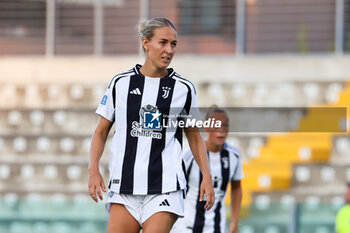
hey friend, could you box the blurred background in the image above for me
[1,0,350,232]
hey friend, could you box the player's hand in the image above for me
[88,167,106,203]
[229,222,238,233]
[199,175,215,210]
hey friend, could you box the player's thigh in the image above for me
[108,203,141,233]
[143,211,178,233]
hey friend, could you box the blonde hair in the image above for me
[137,17,177,52]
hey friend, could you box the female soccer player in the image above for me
[88,17,214,233]
[172,106,244,233]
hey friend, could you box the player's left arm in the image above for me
[229,180,242,233]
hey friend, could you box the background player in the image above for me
[172,106,243,233]
[88,17,214,233]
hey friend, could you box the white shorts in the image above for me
[106,190,184,226]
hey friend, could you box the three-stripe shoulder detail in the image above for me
[224,143,241,159]
[108,69,134,88]
[173,73,197,95]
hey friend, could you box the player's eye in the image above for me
[171,42,177,47]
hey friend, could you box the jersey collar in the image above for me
[133,64,175,78]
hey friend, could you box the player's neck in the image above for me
[206,141,223,153]
[140,62,168,77]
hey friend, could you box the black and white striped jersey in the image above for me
[95,64,200,195]
[172,143,244,233]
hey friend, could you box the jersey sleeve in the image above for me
[95,82,115,122]
[231,150,244,181]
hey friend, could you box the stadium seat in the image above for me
[21,165,35,179]
[48,85,61,99]
[326,83,342,103]
[7,111,21,126]
[32,222,49,233]
[295,166,310,182]
[254,195,271,210]
[82,137,91,153]
[303,83,319,103]
[264,225,281,233]
[13,137,27,152]
[60,137,75,153]
[70,85,84,100]
[331,196,344,210]
[298,147,311,160]
[335,137,350,154]
[79,222,98,233]
[30,110,45,126]
[280,195,295,209]
[320,167,335,182]
[51,222,71,233]
[9,221,30,233]
[304,196,320,210]
[208,83,225,105]
[44,165,58,180]
[25,84,41,107]
[37,137,51,152]
[67,165,81,180]
[0,164,10,179]
[93,85,106,102]
[239,225,255,233]
[231,83,247,98]
[53,111,67,126]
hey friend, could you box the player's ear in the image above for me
[142,37,149,52]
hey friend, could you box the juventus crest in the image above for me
[162,86,171,99]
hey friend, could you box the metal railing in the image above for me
[0,0,349,55]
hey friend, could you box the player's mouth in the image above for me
[216,136,225,141]
[161,56,171,63]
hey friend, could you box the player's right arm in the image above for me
[88,116,113,203]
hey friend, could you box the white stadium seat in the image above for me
[30,110,45,126]
[13,137,27,152]
[255,195,271,210]
[320,167,335,182]
[298,147,311,160]
[37,137,51,152]
[48,85,61,99]
[335,137,350,154]
[60,137,75,153]
[44,165,58,179]
[326,83,342,103]
[240,225,255,233]
[305,195,320,210]
[258,174,271,189]
[265,225,280,233]
[67,165,81,180]
[303,83,319,101]
[32,222,49,233]
[231,84,247,98]
[21,165,35,179]
[83,137,91,153]
[70,85,84,100]
[331,196,345,210]
[315,226,330,233]
[53,111,67,126]
[51,193,67,203]
[295,166,310,182]
[280,195,295,209]
[7,111,22,126]
[0,165,10,179]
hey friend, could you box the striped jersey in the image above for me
[171,143,244,233]
[95,64,200,195]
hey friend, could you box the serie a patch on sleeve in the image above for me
[100,95,108,105]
